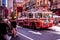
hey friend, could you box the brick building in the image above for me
[48,0,60,15]
[51,0,60,9]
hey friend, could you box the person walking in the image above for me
[11,18,18,37]
[0,19,11,40]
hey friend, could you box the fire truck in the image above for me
[23,11,55,29]
[17,10,55,29]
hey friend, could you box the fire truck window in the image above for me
[43,13,48,18]
[43,13,52,18]
[29,13,33,18]
[22,13,26,17]
[38,13,42,18]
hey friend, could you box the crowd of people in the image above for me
[0,4,19,40]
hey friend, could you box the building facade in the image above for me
[51,0,60,15]
[51,0,60,9]
[36,0,50,10]
[7,0,13,8]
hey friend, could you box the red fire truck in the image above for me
[23,11,55,29]
[17,8,55,29]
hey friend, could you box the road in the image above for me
[11,27,60,40]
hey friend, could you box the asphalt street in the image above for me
[11,27,60,40]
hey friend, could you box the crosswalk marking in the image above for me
[18,32,34,40]
[29,31,42,35]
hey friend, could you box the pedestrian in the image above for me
[11,18,18,37]
[0,19,11,40]
[0,35,6,40]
